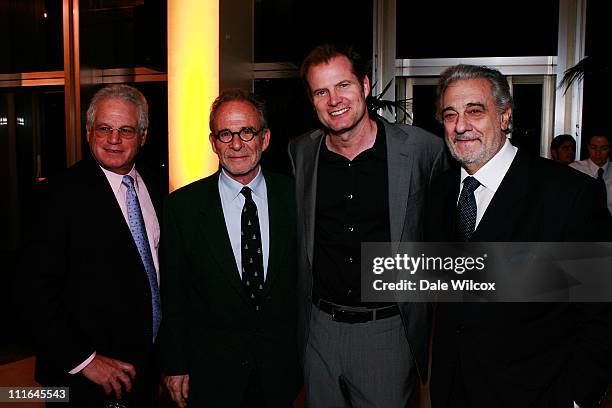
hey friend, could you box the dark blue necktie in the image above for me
[597,167,605,183]
[241,187,265,311]
[456,176,481,242]
[122,175,161,341]
[596,167,608,206]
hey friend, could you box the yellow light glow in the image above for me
[168,0,219,192]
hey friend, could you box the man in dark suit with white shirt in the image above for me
[427,64,612,408]
[159,89,301,407]
[24,84,162,407]
[570,133,611,214]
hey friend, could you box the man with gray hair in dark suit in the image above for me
[288,43,448,407]
[23,84,161,407]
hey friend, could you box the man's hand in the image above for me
[163,374,189,408]
[81,354,136,400]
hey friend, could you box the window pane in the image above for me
[255,0,373,64]
[255,78,318,175]
[581,0,610,158]
[79,0,167,71]
[0,0,63,73]
[511,83,543,156]
[397,0,558,58]
[0,87,66,252]
[411,84,444,138]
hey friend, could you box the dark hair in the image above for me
[587,133,610,143]
[299,43,369,93]
[86,84,149,134]
[550,134,576,151]
[436,64,514,134]
[209,88,268,133]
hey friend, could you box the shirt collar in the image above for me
[319,115,387,161]
[99,164,138,194]
[219,166,265,201]
[370,116,388,160]
[460,138,518,193]
[587,158,610,173]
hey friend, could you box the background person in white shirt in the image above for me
[570,133,611,213]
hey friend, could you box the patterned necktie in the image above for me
[240,187,265,311]
[456,176,481,242]
[122,175,161,341]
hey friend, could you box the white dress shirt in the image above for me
[218,167,270,280]
[569,158,612,214]
[69,164,160,374]
[458,138,518,229]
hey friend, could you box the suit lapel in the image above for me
[434,167,461,240]
[303,130,325,266]
[472,150,529,241]
[262,172,288,295]
[386,122,415,242]
[82,160,145,271]
[196,174,249,301]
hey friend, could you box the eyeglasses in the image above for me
[214,127,262,143]
[94,125,138,139]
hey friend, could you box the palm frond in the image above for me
[367,79,413,122]
[560,55,612,93]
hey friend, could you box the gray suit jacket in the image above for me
[287,118,449,383]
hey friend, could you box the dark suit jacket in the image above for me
[158,170,301,407]
[23,158,162,406]
[287,119,449,383]
[427,149,612,408]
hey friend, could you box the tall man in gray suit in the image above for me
[288,43,448,407]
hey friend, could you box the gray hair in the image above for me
[86,84,149,134]
[209,88,268,133]
[436,64,514,134]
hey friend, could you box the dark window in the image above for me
[581,0,611,157]
[79,0,167,71]
[511,83,543,156]
[255,78,319,176]
[255,0,373,64]
[397,0,559,58]
[411,84,444,138]
[0,0,63,73]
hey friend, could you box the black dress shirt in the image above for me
[312,118,390,306]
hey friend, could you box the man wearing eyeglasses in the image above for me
[23,84,162,407]
[159,88,301,407]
